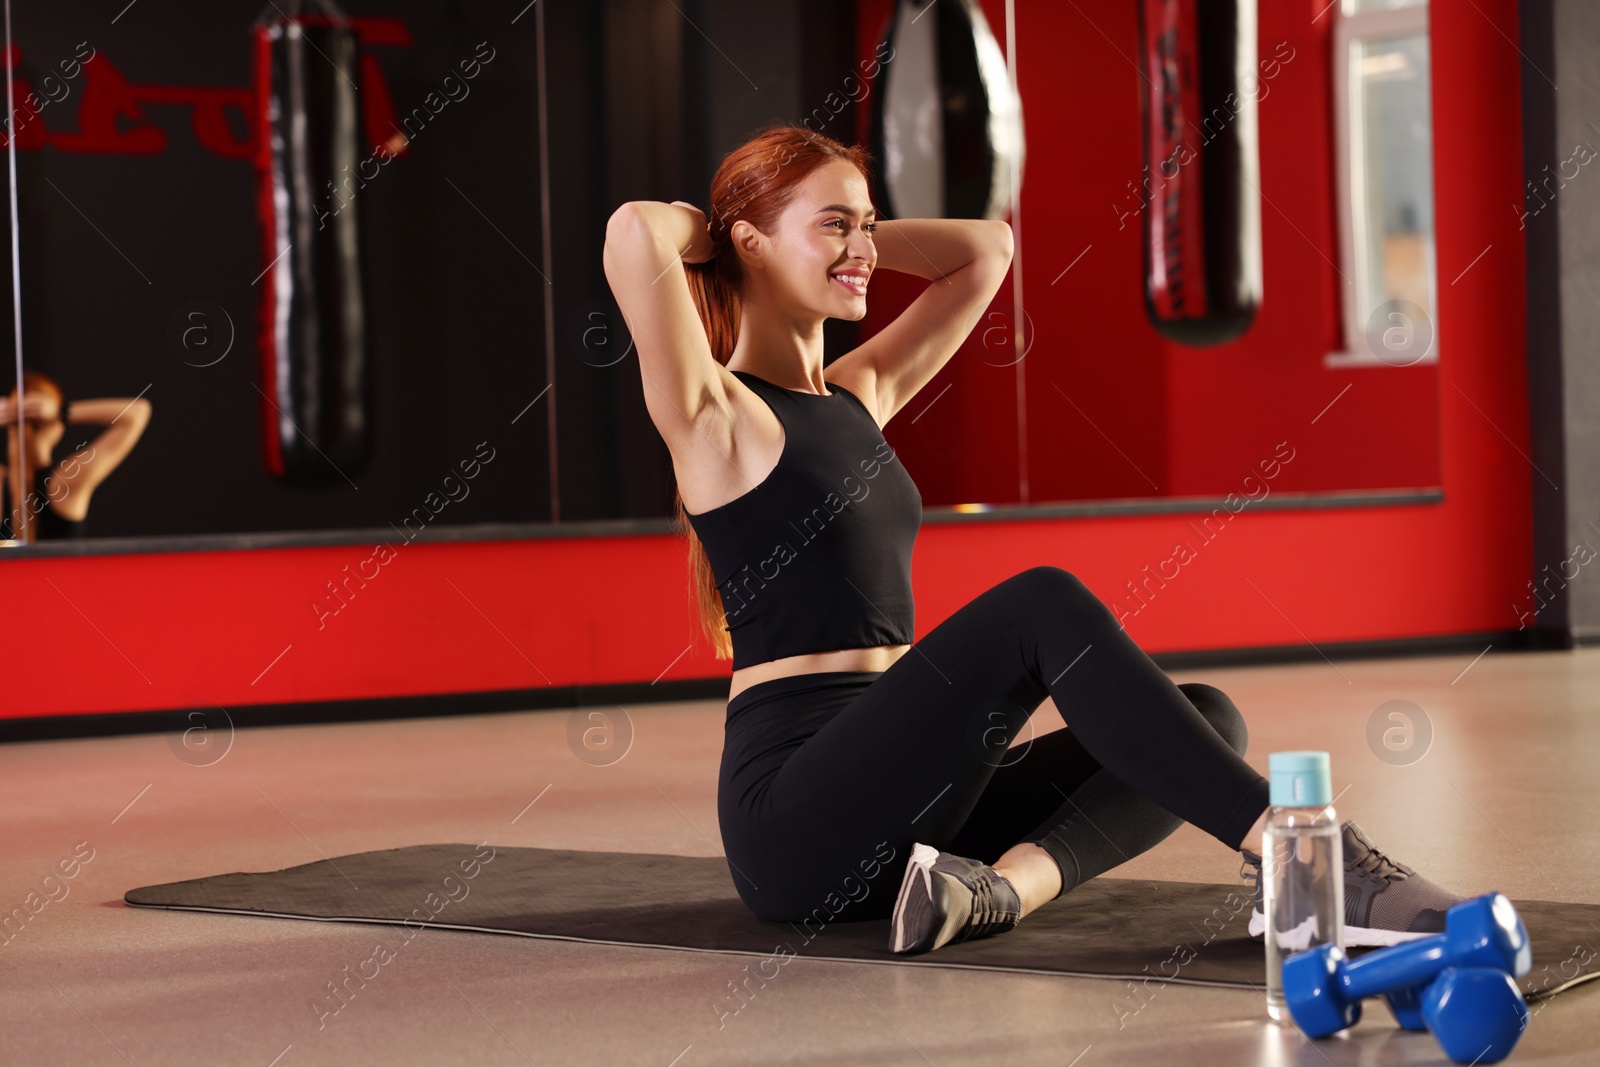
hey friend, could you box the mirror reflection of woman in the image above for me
[1,371,152,541]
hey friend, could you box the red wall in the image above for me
[2,0,1530,720]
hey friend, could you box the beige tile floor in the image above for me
[2,648,1597,1065]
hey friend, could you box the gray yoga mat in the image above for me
[124,843,1599,1002]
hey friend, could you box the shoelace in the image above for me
[1243,831,1416,897]
[1346,827,1415,882]
[953,867,1021,943]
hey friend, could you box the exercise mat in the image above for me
[124,843,1599,1002]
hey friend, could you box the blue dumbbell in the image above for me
[1385,978,1431,1031]
[1384,894,1534,1030]
[1396,966,1529,1064]
[1283,892,1531,1039]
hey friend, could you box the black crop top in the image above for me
[684,369,922,670]
[0,466,87,540]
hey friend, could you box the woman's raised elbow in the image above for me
[603,202,657,268]
[606,201,651,242]
[983,219,1015,262]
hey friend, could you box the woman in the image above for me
[603,124,1464,954]
[1,371,152,541]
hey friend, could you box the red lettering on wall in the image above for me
[1,17,411,159]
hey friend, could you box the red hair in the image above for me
[674,123,875,660]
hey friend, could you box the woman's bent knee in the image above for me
[1177,682,1249,755]
[1025,564,1080,589]
[1016,565,1098,609]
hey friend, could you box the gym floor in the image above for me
[4,648,1597,1066]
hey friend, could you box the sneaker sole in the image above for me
[1343,924,1434,948]
[1248,907,1434,948]
[889,843,951,954]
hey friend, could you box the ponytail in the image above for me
[676,254,741,661]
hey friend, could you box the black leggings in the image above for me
[716,566,1272,924]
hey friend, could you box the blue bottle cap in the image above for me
[1268,750,1332,808]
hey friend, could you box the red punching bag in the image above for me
[252,0,372,485]
[1136,0,1262,346]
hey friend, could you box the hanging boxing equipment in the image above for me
[870,0,1025,223]
[1135,0,1262,345]
[252,0,372,485]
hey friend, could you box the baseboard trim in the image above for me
[1148,627,1551,670]
[1,677,730,744]
[0,628,1558,744]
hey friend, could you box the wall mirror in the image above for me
[2,0,1440,551]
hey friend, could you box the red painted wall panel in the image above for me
[2,0,1530,720]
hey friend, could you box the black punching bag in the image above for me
[1135,0,1262,345]
[252,1,371,485]
[870,0,1024,221]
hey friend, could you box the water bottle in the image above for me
[1262,750,1345,1022]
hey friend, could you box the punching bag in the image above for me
[253,0,372,485]
[1135,0,1262,346]
[870,0,1024,221]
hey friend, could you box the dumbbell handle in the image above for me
[1338,939,1452,1001]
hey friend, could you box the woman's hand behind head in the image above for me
[0,394,61,423]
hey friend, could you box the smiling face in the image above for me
[734,159,877,322]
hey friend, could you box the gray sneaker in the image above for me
[1342,820,1466,947]
[1241,820,1467,948]
[889,843,1022,954]
[1241,846,1267,941]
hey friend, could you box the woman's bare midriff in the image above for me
[728,643,912,703]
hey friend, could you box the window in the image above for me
[1327,0,1437,367]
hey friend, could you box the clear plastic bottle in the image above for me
[1262,750,1345,1023]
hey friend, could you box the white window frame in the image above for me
[1325,1,1437,368]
